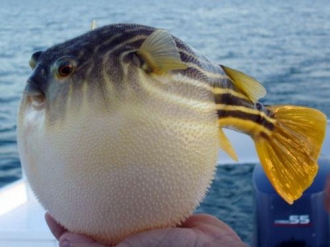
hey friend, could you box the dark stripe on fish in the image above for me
[179,51,203,66]
[217,109,275,131]
[214,93,254,108]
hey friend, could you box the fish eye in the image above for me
[54,57,77,79]
[29,51,43,69]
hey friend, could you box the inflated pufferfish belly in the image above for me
[18,24,219,244]
[17,23,326,244]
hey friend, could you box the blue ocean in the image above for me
[0,0,329,245]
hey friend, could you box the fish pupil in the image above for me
[59,63,73,77]
[54,56,77,78]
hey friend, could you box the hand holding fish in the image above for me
[45,213,247,247]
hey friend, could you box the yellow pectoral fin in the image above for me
[137,29,187,74]
[254,105,327,204]
[221,65,266,103]
[218,128,238,161]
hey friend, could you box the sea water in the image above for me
[0,0,329,244]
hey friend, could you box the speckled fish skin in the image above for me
[17,23,326,244]
[17,24,221,244]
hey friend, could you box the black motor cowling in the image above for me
[253,158,330,247]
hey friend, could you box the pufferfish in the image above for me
[17,23,327,244]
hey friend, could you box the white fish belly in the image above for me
[17,86,219,244]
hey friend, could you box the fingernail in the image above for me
[60,239,71,247]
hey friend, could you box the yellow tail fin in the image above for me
[254,105,327,204]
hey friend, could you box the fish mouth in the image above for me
[24,80,46,109]
[28,94,46,109]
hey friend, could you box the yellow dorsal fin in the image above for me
[91,19,97,30]
[137,29,187,74]
[221,65,266,103]
[218,128,238,161]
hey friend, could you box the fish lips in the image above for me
[24,76,47,108]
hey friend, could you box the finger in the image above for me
[181,214,241,241]
[181,214,228,229]
[59,232,108,247]
[45,212,67,241]
[194,222,243,243]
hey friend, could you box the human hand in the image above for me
[325,175,330,213]
[46,212,248,247]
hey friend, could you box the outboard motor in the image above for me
[253,157,330,247]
